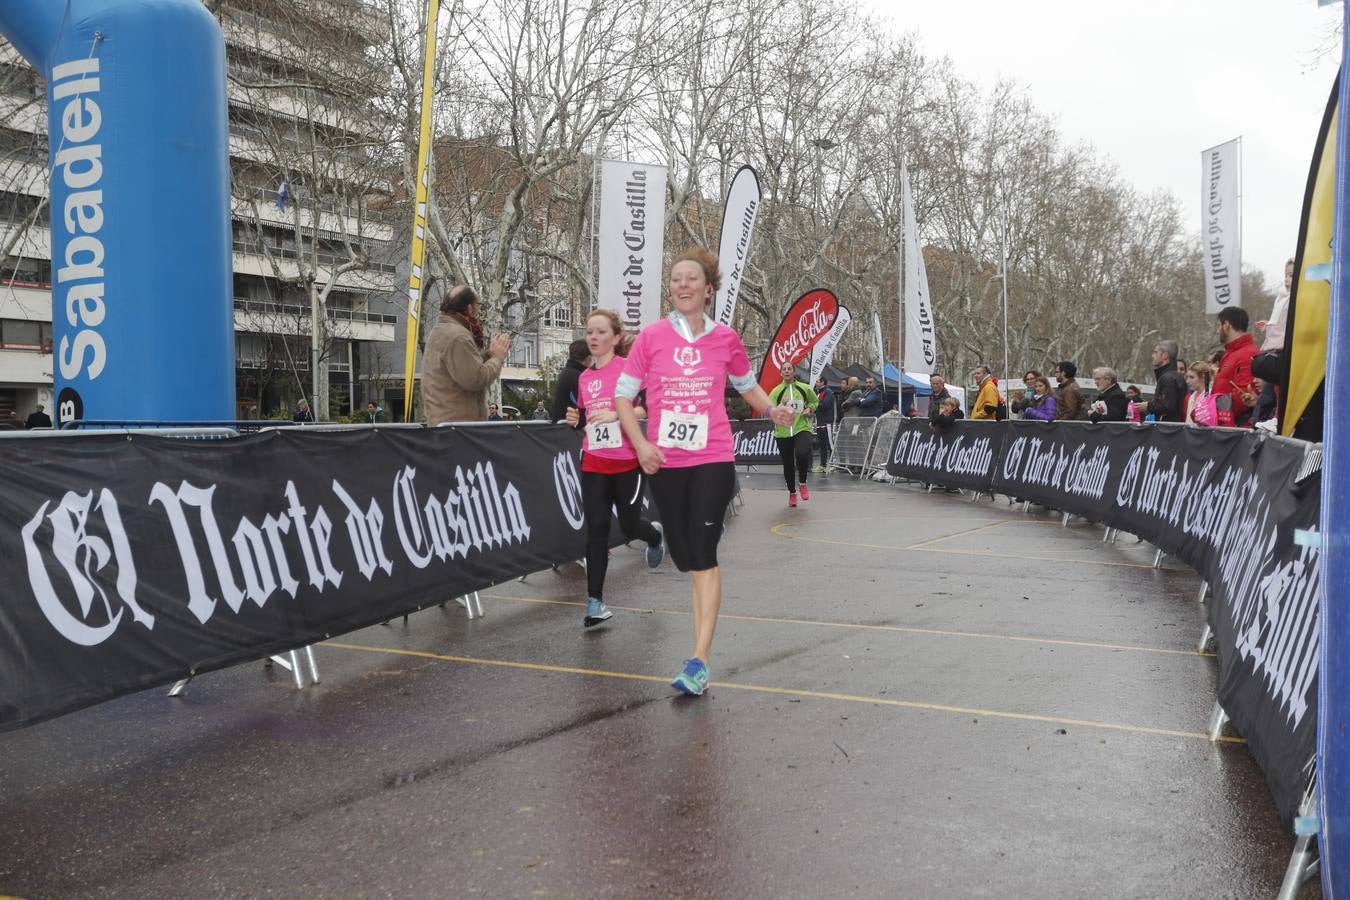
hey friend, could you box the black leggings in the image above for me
[648,462,737,572]
[583,466,661,601]
[776,432,812,491]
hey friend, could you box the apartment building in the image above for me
[0,0,400,422]
[0,53,53,420]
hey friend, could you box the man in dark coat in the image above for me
[1147,341,1187,423]
[814,376,837,469]
[550,339,590,421]
[927,373,962,424]
[24,404,52,429]
[1088,367,1129,422]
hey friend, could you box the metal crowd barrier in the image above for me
[864,412,904,480]
[828,416,879,476]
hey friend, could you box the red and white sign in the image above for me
[756,288,839,396]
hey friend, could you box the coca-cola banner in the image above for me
[0,425,590,732]
[886,417,1320,825]
[730,419,781,464]
[756,288,839,396]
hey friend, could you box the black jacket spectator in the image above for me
[551,356,587,421]
[927,389,963,424]
[816,386,838,426]
[1148,364,1187,423]
[1088,383,1129,423]
[25,407,52,429]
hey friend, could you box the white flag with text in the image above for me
[598,159,668,330]
[809,307,851,387]
[901,159,937,374]
[714,166,760,327]
[1201,139,1242,314]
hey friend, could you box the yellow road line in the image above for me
[768,521,910,554]
[482,594,1216,659]
[905,519,1016,549]
[910,545,1189,571]
[322,641,1244,744]
[770,522,1189,571]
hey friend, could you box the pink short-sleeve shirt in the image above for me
[576,355,637,462]
[617,314,756,468]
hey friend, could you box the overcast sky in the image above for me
[868,0,1341,292]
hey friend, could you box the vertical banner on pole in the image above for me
[901,159,937,375]
[809,307,851,386]
[598,160,668,332]
[1281,78,1337,440]
[1201,138,1242,314]
[714,165,760,327]
[872,310,886,371]
[401,0,441,423]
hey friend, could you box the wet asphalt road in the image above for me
[0,472,1314,898]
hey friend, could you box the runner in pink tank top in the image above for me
[615,247,794,696]
[564,310,664,628]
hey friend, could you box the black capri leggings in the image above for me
[583,465,661,601]
[647,462,737,572]
[775,432,812,491]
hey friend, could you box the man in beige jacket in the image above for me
[422,285,512,425]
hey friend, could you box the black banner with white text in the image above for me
[0,425,589,731]
[886,417,1320,823]
[731,418,782,464]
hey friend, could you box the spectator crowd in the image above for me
[904,299,1283,434]
[807,270,1296,463]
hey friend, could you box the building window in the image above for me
[508,339,537,369]
[543,302,570,329]
[0,256,51,287]
[0,318,50,350]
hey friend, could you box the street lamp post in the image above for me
[999,200,1010,382]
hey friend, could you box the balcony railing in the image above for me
[237,356,310,370]
[0,340,50,353]
[239,187,399,226]
[234,297,397,325]
[232,238,398,275]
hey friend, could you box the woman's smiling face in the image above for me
[669,259,710,316]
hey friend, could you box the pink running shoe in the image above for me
[788,492,798,507]
[799,484,810,501]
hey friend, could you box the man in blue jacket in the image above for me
[856,376,884,417]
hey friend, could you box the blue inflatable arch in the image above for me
[0,0,234,424]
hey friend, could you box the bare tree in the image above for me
[419,0,673,334]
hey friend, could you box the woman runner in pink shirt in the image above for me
[564,309,665,628]
[615,247,794,696]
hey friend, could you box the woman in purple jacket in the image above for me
[1022,376,1058,421]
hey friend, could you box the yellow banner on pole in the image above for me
[1281,75,1338,437]
[402,0,440,424]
